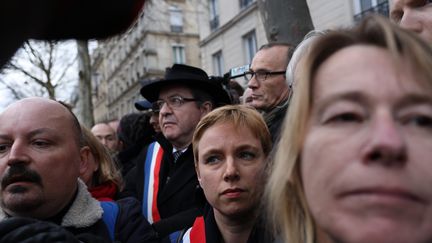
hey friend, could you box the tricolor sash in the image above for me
[180,216,205,243]
[142,142,164,223]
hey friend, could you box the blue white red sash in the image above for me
[180,216,206,243]
[142,142,164,223]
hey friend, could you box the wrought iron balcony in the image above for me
[354,1,389,23]
[210,16,219,31]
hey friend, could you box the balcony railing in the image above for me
[210,16,219,31]
[240,0,254,9]
[170,25,183,33]
[354,1,389,23]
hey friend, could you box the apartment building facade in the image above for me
[91,0,389,121]
[200,0,389,87]
[91,0,202,122]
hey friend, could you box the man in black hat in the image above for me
[125,64,231,239]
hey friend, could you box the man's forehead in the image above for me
[2,99,73,127]
[0,113,74,139]
[159,84,193,98]
[91,124,115,134]
[0,127,58,138]
[253,47,289,68]
[2,100,69,121]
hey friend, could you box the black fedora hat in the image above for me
[140,64,231,105]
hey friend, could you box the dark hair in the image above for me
[117,113,155,149]
[259,42,295,67]
[228,80,245,104]
[191,88,217,108]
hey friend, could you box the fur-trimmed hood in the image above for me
[0,179,103,228]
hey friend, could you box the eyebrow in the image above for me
[250,68,273,73]
[314,91,369,115]
[315,90,432,111]
[396,94,432,108]
[158,94,188,100]
[27,128,57,138]
[0,128,59,142]
[0,134,11,141]
[200,144,261,156]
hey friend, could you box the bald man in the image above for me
[0,97,156,242]
[91,122,119,153]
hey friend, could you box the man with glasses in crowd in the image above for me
[246,43,293,143]
[125,64,231,239]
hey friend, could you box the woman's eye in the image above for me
[204,155,221,164]
[327,112,362,124]
[404,115,432,128]
[238,151,256,160]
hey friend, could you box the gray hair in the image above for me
[285,30,327,87]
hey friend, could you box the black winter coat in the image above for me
[125,134,202,239]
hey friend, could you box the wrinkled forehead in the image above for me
[159,84,193,98]
[0,98,75,132]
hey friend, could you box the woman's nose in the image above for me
[363,113,407,166]
[223,158,240,182]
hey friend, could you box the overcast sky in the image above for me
[0,40,98,112]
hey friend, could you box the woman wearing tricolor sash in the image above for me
[173,105,273,243]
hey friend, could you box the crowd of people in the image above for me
[0,1,431,242]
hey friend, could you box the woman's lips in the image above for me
[221,188,245,198]
[338,187,425,206]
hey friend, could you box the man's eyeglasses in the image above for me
[153,95,198,110]
[244,70,286,82]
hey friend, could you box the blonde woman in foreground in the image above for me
[267,15,432,243]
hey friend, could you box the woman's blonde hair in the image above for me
[81,125,124,191]
[266,15,432,243]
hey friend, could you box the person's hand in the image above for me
[0,217,81,243]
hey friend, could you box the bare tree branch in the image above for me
[0,81,25,100]
[2,40,77,103]
[7,62,46,87]
[24,41,48,72]
[54,55,77,88]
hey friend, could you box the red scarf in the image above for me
[89,181,117,201]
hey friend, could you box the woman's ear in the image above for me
[195,163,203,187]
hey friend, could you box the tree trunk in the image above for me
[76,40,95,128]
[257,0,314,46]
[46,81,56,99]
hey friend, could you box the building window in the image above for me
[169,5,183,33]
[240,0,254,9]
[243,30,257,64]
[209,0,219,31]
[172,44,185,64]
[353,0,389,22]
[212,50,224,76]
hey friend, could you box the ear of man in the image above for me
[79,146,92,175]
[199,101,213,118]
